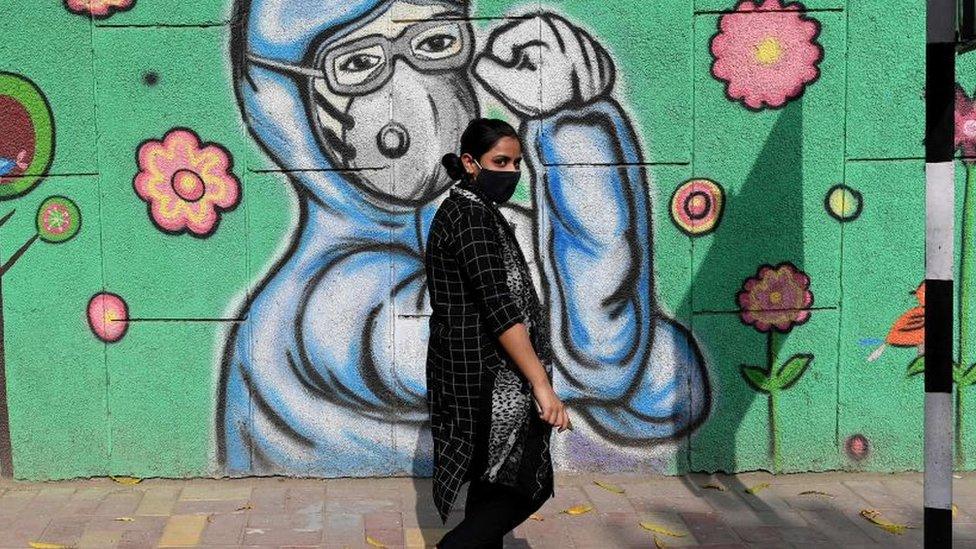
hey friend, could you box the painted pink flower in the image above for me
[738,262,813,332]
[956,84,976,161]
[134,128,240,237]
[710,0,823,110]
[88,293,129,343]
[64,0,135,19]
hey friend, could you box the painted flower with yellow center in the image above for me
[64,0,135,19]
[710,0,823,110]
[737,262,813,333]
[133,128,240,237]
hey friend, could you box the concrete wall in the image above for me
[0,0,964,480]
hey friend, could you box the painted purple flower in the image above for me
[737,262,813,332]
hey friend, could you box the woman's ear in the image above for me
[460,153,478,177]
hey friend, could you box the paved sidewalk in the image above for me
[1,471,974,548]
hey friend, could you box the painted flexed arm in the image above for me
[475,13,709,443]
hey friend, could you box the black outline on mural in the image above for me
[824,184,863,222]
[131,126,242,240]
[63,0,136,20]
[0,72,56,201]
[708,1,825,112]
[669,178,726,237]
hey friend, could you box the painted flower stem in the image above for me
[958,162,976,466]
[767,330,782,472]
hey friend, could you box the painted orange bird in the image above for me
[868,281,925,362]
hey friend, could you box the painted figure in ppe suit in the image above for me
[217,0,710,475]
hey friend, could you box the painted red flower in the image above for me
[738,262,813,332]
[64,0,135,19]
[956,84,976,161]
[710,0,823,110]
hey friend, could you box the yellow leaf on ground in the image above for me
[29,543,68,549]
[529,514,544,521]
[365,535,387,547]
[654,535,667,548]
[593,480,625,494]
[859,509,915,535]
[744,483,770,495]
[562,504,593,516]
[114,516,135,522]
[700,483,725,491]
[638,521,687,537]
[110,476,142,485]
[798,490,835,498]
[954,504,959,518]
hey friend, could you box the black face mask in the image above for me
[474,160,520,203]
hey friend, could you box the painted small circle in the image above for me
[671,178,725,236]
[36,196,81,243]
[87,293,129,343]
[845,433,870,461]
[171,169,206,202]
[825,184,863,221]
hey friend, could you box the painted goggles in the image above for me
[247,19,474,96]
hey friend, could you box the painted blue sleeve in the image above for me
[526,99,709,442]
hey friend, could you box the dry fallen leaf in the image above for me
[28,543,68,549]
[529,514,544,521]
[562,504,593,516]
[365,535,387,548]
[798,490,836,498]
[654,535,667,548]
[110,476,142,485]
[236,504,253,511]
[638,521,687,537]
[860,509,915,535]
[113,516,135,522]
[954,504,960,518]
[593,480,626,494]
[744,483,770,495]
[700,483,726,491]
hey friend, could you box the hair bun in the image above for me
[441,153,465,181]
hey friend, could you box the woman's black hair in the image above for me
[441,118,520,182]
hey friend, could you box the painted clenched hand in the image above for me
[473,13,616,117]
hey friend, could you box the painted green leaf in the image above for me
[960,363,976,387]
[774,354,813,390]
[906,356,926,377]
[740,365,774,393]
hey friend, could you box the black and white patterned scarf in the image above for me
[454,185,554,498]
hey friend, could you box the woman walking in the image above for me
[424,118,571,548]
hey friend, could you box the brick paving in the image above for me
[0,471,973,547]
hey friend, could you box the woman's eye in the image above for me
[339,54,383,73]
[416,34,456,53]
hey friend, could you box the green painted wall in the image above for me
[0,0,965,480]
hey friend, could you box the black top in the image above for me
[424,181,548,521]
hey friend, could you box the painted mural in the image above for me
[0,0,968,481]
[216,0,709,476]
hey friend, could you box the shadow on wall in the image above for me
[676,99,806,491]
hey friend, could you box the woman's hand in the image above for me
[533,382,571,432]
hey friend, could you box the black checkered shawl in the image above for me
[424,180,554,522]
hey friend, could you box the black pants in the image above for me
[437,479,546,549]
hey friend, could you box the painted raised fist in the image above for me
[473,13,616,118]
